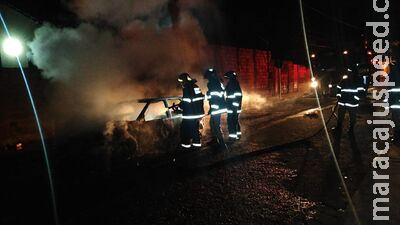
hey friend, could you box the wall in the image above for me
[210,46,311,96]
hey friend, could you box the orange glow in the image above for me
[16,143,23,151]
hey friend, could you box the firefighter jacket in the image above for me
[336,75,364,108]
[180,82,205,119]
[225,78,243,114]
[206,79,227,115]
[389,62,400,109]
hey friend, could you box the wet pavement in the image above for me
[2,93,391,225]
[59,95,344,225]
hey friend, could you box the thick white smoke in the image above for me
[29,0,209,122]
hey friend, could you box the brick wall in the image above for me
[254,50,270,90]
[209,45,311,95]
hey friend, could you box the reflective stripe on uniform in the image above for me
[210,91,224,97]
[229,134,238,138]
[391,105,400,109]
[357,87,366,91]
[346,103,359,107]
[182,114,205,119]
[181,144,191,148]
[237,110,242,113]
[182,98,191,103]
[389,88,400,92]
[237,131,242,135]
[194,88,201,94]
[337,85,342,89]
[192,143,201,147]
[232,102,240,107]
[227,110,234,113]
[192,97,204,102]
[341,89,358,93]
[336,94,341,97]
[354,96,360,100]
[234,92,242,96]
[338,102,359,107]
[227,95,236,99]
[211,108,227,115]
[211,105,219,109]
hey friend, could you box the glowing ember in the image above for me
[16,143,23,151]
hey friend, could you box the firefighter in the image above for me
[332,69,364,135]
[224,71,243,141]
[177,73,205,150]
[204,68,227,148]
[356,64,371,99]
[388,41,400,143]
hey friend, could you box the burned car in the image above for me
[104,97,185,165]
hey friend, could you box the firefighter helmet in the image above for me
[178,73,192,83]
[355,64,370,75]
[224,71,237,79]
[204,68,218,80]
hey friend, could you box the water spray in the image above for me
[298,1,361,224]
[0,13,59,225]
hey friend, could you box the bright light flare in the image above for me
[328,84,333,88]
[343,50,349,55]
[310,77,318,88]
[311,53,316,58]
[2,37,23,57]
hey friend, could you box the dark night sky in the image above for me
[3,0,400,64]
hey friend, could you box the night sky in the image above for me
[3,0,400,64]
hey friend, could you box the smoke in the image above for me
[29,0,209,123]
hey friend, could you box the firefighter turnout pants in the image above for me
[210,114,224,144]
[337,105,357,131]
[180,119,201,148]
[227,112,241,139]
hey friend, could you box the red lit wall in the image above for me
[210,46,310,95]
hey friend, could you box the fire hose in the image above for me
[308,101,339,139]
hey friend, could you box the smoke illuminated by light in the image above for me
[242,92,269,110]
[28,1,208,121]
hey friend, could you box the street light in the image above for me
[2,37,23,57]
[310,77,318,88]
[311,53,316,58]
[343,50,349,55]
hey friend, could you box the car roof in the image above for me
[137,96,181,104]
